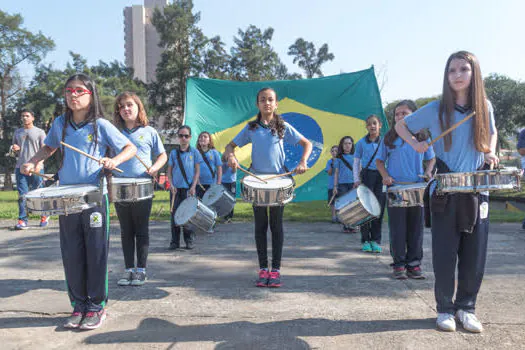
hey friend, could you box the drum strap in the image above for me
[200,150,216,178]
[176,149,192,188]
[283,165,296,187]
[339,156,353,171]
[364,137,381,170]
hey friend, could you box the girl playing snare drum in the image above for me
[376,100,435,280]
[224,87,312,288]
[113,92,167,287]
[396,51,498,333]
[22,74,136,330]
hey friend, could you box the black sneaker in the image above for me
[185,241,195,250]
[63,311,83,329]
[407,266,426,279]
[131,271,147,286]
[168,242,180,250]
[393,267,408,280]
[117,271,132,286]
[79,309,106,330]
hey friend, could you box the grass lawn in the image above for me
[1,190,523,223]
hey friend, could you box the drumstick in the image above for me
[327,192,337,207]
[30,171,54,181]
[60,141,123,173]
[237,167,268,184]
[135,155,159,184]
[428,111,476,147]
[264,170,296,181]
[170,191,176,212]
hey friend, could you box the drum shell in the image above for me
[202,184,236,217]
[435,167,522,193]
[111,178,154,203]
[387,183,427,207]
[174,197,217,233]
[25,185,102,216]
[241,178,294,206]
[335,186,380,227]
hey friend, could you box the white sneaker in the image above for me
[436,313,456,332]
[456,310,483,333]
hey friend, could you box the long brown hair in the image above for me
[439,51,490,152]
[113,92,149,130]
[249,87,286,139]
[197,131,215,151]
[384,100,428,149]
[337,136,355,157]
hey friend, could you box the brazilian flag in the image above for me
[185,67,387,201]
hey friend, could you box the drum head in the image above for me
[357,185,381,216]
[202,184,224,204]
[112,177,153,185]
[174,197,198,225]
[25,185,100,198]
[243,175,293,189]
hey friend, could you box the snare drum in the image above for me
[174,197,217,233]
[387,183,428,207]
[241,175,294,206]
[335,185,381,228]
[25,185,102,216]
[202,184,235,217]
[435,167,522,193]
[111,177,154,203]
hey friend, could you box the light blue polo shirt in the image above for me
[115,126,165,178]
[198,149,222,185]
[222,163,237,184]
[44,115,129,186]
[376,137,435,183]
[335,154,355,184]
[355,135,381,171]
[168,147,203,189]
[325,159,336,189]
[405,100,495,172]
[233,121,304,174]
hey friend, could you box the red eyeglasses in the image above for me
[65,87,92,96]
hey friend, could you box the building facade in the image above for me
[123,0,168,83]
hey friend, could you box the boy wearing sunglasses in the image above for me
[167,125,203,250]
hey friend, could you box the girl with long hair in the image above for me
[196,131,222,199]
[376,100,435,279]
[353,115,386,253]
[332,137,356,233]
[21,74,136,330]
[224,87,312,288]
[395,51,498,333]
[113,92,167,287]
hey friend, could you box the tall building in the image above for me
[123,0,168,83]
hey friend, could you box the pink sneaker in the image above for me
[256,269,269,287]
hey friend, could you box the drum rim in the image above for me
[25,185,101,198]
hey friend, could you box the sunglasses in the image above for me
[65,87,92,96]
[178,134,190,139]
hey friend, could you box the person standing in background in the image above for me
[11,109,48,230]
[517,129,525,229]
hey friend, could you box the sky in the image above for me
[2,0,524,104]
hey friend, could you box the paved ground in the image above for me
[0,217,524,349]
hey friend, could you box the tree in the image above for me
[230,25,284,81]
[0,10,55,139]
[151,0,208,128]
[484,74,525,150]
[287,38,334,79]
